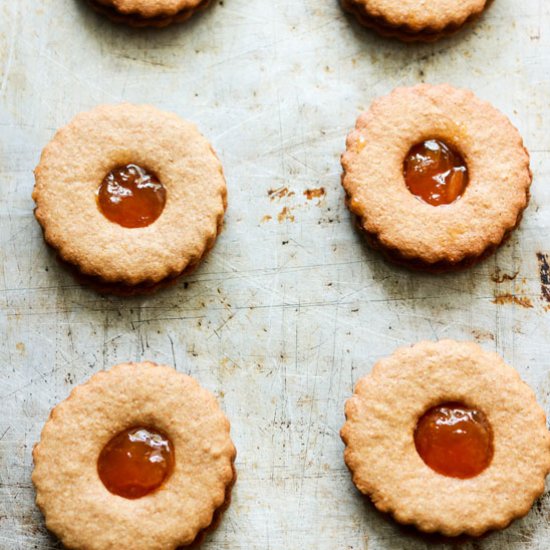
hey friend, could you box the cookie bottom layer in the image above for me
[341,0,490,42]
[42,194,226,296]
[69,215,223,295]
[189,464,237,548]
[89,0,212,27]
[347,191,530,273]
[38,464,236,548]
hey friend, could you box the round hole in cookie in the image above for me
[414,402,493,479]
[403,139,469,206]
[97,426,175,499]
[97,164,167,228]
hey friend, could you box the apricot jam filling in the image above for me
[404,139,468,206]
[98,427,175,499]
[97,164,166,228]
[414,402,493,479]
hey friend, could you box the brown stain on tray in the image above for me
[303,187,325,200]
[536,252,550,303]
[268,187,294,200]
[277,207,295,223]
[471,329,495,343]
[492,294,533,309]
[491,267,519,283]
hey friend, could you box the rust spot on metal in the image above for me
[303,187,325,200]
[492,294,533,308]
[490,267,519,283]
[471,329,495,343]
[536,252,550,303]
[268,187,294,200]
[277,207,295,223]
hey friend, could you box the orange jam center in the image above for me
[97,427,175,499]
[404,139,468,206]
[414,402,493,479]
[97,164,166,228]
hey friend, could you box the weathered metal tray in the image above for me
[1,0,549,547]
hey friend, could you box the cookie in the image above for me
[33,104,227,294]
[32,362,236,550]
[341,0,491,42]
[88,0,212,27]
[341,84,532,272]
[341,340,550,537]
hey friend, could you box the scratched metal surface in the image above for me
[1,0,550,548]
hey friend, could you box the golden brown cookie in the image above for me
[88,0,212,27]
[341,340,550,537]
[32,362,236,550]
[33,104,227,294]
[341,0,491,42]
[341,84,532,272]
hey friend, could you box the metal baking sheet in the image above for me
[1,0,550,548]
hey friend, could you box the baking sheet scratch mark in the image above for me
[0,4,16,99]
[0,427,10,441]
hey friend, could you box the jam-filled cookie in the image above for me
[341,340,550,536]
[88,0,212,27]
[341,0,491,42]
[33,104,227,294]
[32,362,236,550]
[341,84,531,272]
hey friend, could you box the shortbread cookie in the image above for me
[341,84,531,272]
[342,0,491,42]
[89,0,212,27]
[341,340,550,536]
[33,104,227,294]
[33,362,236,550]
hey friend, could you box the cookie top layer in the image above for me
[33,104,226,286]
[94,0,203,18]
[341,340,550,536]
[32,362,236,550]
[354,0,488,32]
[341,84,531,268]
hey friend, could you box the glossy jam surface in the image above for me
[97,427,175,499]
[404,139,468,206]
[414,402,493,479]
[97,164,166,228]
